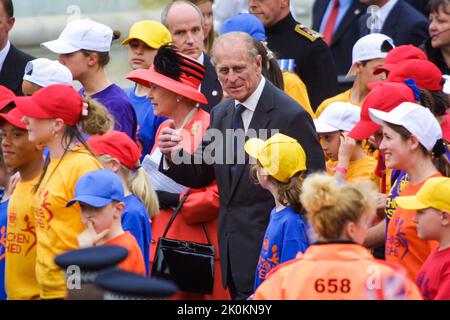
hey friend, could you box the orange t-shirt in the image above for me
[106,232,146,276]
[386,174,441,281]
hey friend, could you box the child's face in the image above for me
[379,125,411,170]
[58,51,90,80]
[0,122,42,171]
[21,117,54,144]
[318,131,341,161]
[413,208,445,240]
[127,39,157,70]
[80,202,120,234]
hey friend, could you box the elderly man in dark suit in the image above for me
[358,0,428,47]
[158,32,325,300]
[0,0,34,96]
[162,0,223,113]
[312,0,367,90]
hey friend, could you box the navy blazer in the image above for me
[312,0,368,78]
[358,0,428,47]
[0,44,35,96]
[161,80,325,296]
[200,53,223,113]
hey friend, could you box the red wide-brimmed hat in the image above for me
[127,46,208,105]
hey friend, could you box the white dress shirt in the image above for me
[0,41,11,73]
[234,77,266,132]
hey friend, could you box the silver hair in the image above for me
[161,0,205,28]
[211,32,259,65]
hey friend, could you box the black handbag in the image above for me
[151,193,215,294]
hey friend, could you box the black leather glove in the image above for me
[156,191,181,210]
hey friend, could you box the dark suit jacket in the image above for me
[358,0,428,47]
[200,53,223,113]
[0,44,35,96]
[312,0,367,78]
[162,80,325,296]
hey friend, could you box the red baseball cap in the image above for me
[371,59,444,91]
[374,45,428,75]
[13,84,83,126]
[0,85,16,111]
[349,82,416,140]
[0,108,27,129]
[88,130,141,170]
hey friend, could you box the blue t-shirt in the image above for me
[80,84,137,141]
[124,86,167,160]
[0,199,9,300]
[254,206,310,291]
[122,194,152,276]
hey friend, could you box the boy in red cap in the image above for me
[14,84,112,299]
[0,89,44,300]
[88,130,158,276]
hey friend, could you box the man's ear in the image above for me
[441,210,450,227]
[6,16,15,33]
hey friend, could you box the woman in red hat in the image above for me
[127,45,230,300]
[14,84,112,299]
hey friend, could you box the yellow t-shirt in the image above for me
[326,156,377,182]
[315,89,362,118]
[5,176,41,300]
[34,148,102,299]
[282,71,316,119]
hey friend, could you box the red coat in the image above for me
[150,108,230,300]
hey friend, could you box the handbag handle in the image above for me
[161,193,213,245]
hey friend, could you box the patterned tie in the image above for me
[230,104,245,180]
[323,0,340,45]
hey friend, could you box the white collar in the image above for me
[197,52,205,65]
[379,0,399,24]
[234,77,266,112]
[0,41,11,68]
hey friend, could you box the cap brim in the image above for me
[368,108,393,126]
[14,97,54,120]
[0,113,27,129]
[244,138,265,160]
[373,63,395,75]
[127,68,208,105]
[314,119,340,133]
[121,37,159,49]
[396,195,430,211]
[348,120,381,140]
[41,40,80,54]
[66,195,113,208]
[0,98,14,112]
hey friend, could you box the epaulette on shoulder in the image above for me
[294,24,322,42]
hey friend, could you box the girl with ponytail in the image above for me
[15,84,113,299]
[253,173,422,300]
[88,130,159,276]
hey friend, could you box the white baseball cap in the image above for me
[443,75,450,94]
[41,19,113,54]
[347,33,394,77]
[314,102,361,133]
[23,58,73,87]
[369,102,442,151]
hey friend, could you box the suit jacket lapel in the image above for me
[381,0,401,40]
[314,0,330,31]
[331,2,366,45]
[229,82,273,197]
[0,45,19,88]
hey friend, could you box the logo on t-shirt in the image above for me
[386,218,410,260]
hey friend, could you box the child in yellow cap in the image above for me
[396,177,450,300]
[244,133,310,292]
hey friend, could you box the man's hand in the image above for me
[158,120,182,162]
[77,221,110,248]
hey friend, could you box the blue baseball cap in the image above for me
[220,13,266,41]
[66,169,125,208]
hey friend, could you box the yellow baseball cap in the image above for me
[396,177,450,211]
[121,20,172,49]
[244,133,307,183]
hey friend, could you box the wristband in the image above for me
[335,167,348,174]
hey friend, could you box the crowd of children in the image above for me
[0,0,449,301]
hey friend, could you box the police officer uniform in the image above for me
[55,245,128,300]
[95,269,178,300]
[265,13,340,110]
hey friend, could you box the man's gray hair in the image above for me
[161,0,205,28]
[211,32,259,65]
